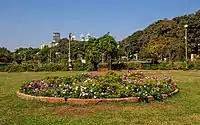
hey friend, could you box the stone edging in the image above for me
[16,88,179,105]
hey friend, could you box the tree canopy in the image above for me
[120,9,200,62]
[85,33,118,70]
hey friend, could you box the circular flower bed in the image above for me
[19,71,178,103]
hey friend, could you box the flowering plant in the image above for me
[19,71,177,102]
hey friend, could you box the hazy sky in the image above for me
[0,0,200,51]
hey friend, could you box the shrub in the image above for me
[3,61,200,72]
[97,63,108,68]
[73,61,87,71]
[1,63,70,72]
[111,62,126,70]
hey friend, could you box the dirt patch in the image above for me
[150,101,180,109]
[49,101,178,118]
[49,105,118,117]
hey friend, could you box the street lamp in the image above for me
[55,52,60,63]
[68,33,72,70]
[198,43,200,56]
[184,24,188,69]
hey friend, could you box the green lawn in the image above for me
[0,71,200,125]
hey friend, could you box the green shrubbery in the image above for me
[72,61,87,71]
[0,61,88,72]
[19,71,177,102]
[110,61,200,70]
[0,63,69,72]
[1,61,200,72]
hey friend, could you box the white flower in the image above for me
[62,90,66,94]
[94,96,97,99]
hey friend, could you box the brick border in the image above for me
[16,88,179,105]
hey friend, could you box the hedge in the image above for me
[1,61,200,72]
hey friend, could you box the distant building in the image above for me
[53,32,60,42]
[40,32,92,49]
[40,32,60,49]
[80,33,91,41]
[71,34,76,40]
[80,34,85,41]
[40,42,58,49]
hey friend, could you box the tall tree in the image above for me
[85,33,118,70]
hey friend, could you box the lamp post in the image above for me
[55,52,60,63]
[49,50,52,63]
[198,43,200,56]
[184,24,188,69]
[68,33,72,70]
[36,52,40,64]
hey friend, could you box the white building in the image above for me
[80,33,91,41]
[40,42,58,49]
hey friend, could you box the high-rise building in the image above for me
[53,32,60,43]
[40,33,60,49]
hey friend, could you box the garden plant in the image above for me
[19,71,178,102]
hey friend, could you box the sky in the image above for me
[0,0,200,51]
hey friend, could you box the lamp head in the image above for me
[184,24,188,28]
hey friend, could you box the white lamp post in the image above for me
[68,33,72,70]
[55,52,60,63]
[198,43,200,55]
[184,24,188,69]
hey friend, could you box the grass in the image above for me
[0,70,200,125]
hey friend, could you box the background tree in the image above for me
[0,47,13,63]
[52,38,85,62]
[140,36,185,63]
[121,9,200,61]
[85,33,118,70]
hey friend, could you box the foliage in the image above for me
[1,63,69,72]
[0,47,13,63]
[85,33,118,70]
[14,47,40,63]
[52,38,85,61]
[120,10,200,62]
[72,60,87,71]
[140,36,185,63]
[2,61,200,72]
[19,71,177,102]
